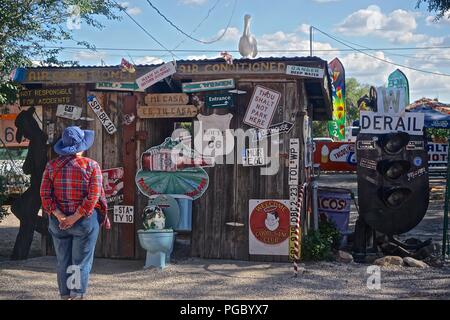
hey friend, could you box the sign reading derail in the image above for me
[137,105,198,118]
[87,95,117,134]
[19,86,74,106]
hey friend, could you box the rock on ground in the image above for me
[374,256,404,267]
[403,257,429,269]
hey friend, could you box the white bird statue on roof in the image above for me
[239,14,258,58]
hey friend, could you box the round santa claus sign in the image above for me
[249,200,290,245]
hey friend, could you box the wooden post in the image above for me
[122,95,137,258]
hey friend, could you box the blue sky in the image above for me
[54,0,450,102]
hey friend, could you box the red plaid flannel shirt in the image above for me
[40,155,110,229]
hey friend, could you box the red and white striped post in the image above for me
[294,183,307,277]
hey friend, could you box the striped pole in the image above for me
[294,183,307,277]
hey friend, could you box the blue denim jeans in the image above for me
[48,210,99,298]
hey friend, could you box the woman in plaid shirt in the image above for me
[40,126,110,300]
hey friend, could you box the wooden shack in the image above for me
[16,57,333,262]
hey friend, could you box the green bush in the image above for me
[301,219,341,261]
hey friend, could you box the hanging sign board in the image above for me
[249,200,290,256]
[136,62,177,90]
[243,85,281,129]
[87,95,117,134]
[95,82,144,92]
[182,79,235,93]
[56,104,82,120]
[145,93,189,106]
[286,65,324,79]
[359,111,424,135]
[137,105,198,118]
[205,93,235,108]
[19,86,74,106]
[113,205,134,224]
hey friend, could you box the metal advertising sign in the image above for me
[249,199,290,256]
[113,205,134,224]
[286,65,324,79]
[87,95,117,134]
[95,82,144,92]
[0,104,35,147]
[182,79,235,93]
[102,167,124,208]
[205,93,235,108]
[243,85,281,129]
[19,86,74,106]
[137,105,198,118]
[313,141,357,172]
[136,62,177,90]
[242,148,266,166]
[56,104,82,120]
[428,143,448,167]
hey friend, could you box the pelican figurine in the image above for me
[239,14,258,58]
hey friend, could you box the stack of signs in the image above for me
[288,139,300,261]
[244,85,281,129]
[137,93,198,118]
[136,62,177,90]
[87,95,117,134]
[360,87,424,135]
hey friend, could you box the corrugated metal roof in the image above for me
[26,56,328,69]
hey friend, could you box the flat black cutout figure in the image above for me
[10,107,48,260]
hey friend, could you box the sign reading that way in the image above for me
[205,93,235,108]
[87,95,117,134]
[113,205,134,224]
[244,85,281,129]
[182,79,235,93]
[136,62,176,90]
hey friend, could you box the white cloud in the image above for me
[133,56,164,65]
[426,10,450,27]
[340,51,392,84]
[119,2,142,16]
[296,23,311,35]
[73,51,108,62]
[214,27,240,42]
[336,5,426,44]
[179,0,208,5]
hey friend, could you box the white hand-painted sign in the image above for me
[286,65,324,79]
[87,95,117,134]
[244,85,281,129]
[359,111,424,135]
[113,205,134,224]
[136,62,177,90]
[376,87,406,114]
[56,104,82,120]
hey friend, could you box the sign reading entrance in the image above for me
[87,95,117,134]
[205,93,235,108]
[113,205,134,224]
[182,79,235,93]
[244,85,281,129]
[137,105,198,118]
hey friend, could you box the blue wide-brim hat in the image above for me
[54,126,95,156]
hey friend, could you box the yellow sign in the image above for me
[137,105,198,118]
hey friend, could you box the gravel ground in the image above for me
[0,173,448,300]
